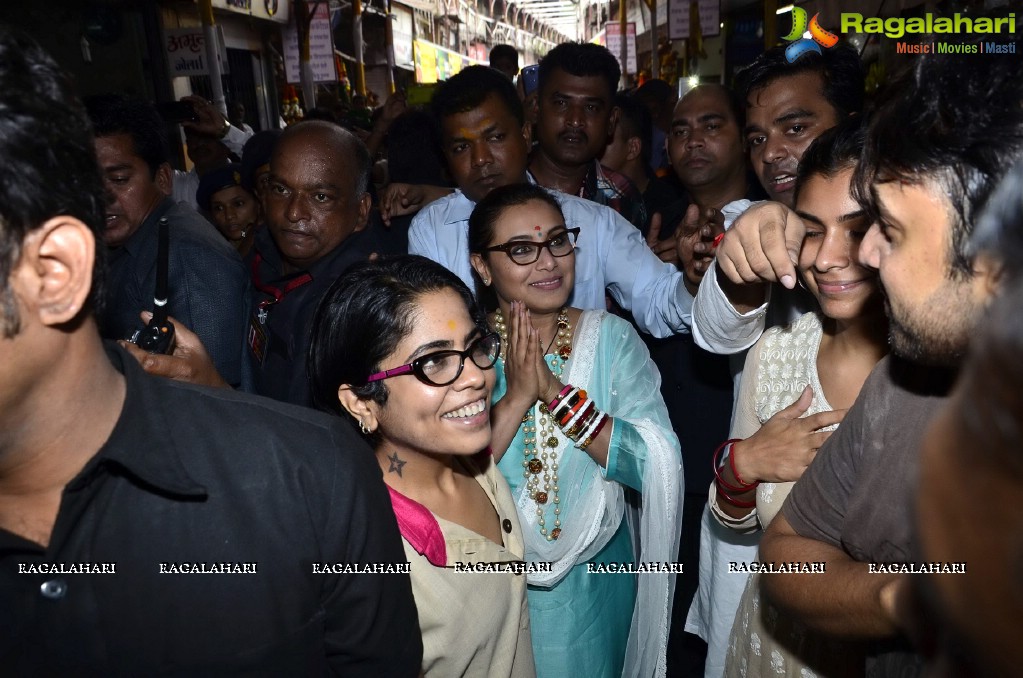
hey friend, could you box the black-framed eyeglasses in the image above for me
[365,332,501,387]
[484,227,580,265]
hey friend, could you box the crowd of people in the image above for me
[1,19,1021,678]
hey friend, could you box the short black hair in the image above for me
[634,78,674,106]
[613,93,652,168]
[854,30,1023,279]
[489,44,518,65]
[431,65,524,130]
[680,83,745,130]
[0,29,106,336]
[538,42,620,100]
[954,277,1023,477]
[240,129,282,189]
[84,93,170,177]
[308,255,488,424]
[387,109,448,187]
[467,182,565,308]
[735,43,864,119]
[972,158,1023,285]
[793,116,866,205]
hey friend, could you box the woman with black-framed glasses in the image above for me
[308,255,536,678]
[468,183,683,678]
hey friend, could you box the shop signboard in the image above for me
[392,4,415,69]
[164,26,229,78]
[282,2,338,83]
[413,39,482,83]
[605,22,637,74]
[669,0,721,40]
[213,0,290,24]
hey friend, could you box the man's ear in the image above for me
[337,384,379,433]
[972,252,1005,307]
[626,136,643,163]
[521,120,532,148]
[470,252,492,287]
[607,107,621,143]
[353,192,373,233]
[154,162,173,197]
[17,216,95,327]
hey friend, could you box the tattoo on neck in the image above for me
[387,451,407,477]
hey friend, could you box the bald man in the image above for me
[124,121,382,407]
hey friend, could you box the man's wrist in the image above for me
[218,119,231,139]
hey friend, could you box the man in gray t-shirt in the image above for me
[755,31,1023,675]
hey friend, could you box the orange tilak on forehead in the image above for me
[447,320,457,330]
[457,119,496,140]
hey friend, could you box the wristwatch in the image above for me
[218,119,231,139]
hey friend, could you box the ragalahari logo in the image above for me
[783,8,840,62]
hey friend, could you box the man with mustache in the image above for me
[689,45,864,354]
[758,31,1023,675]
[123,121,382,409]
[662,84,763,283]
[527,42,647,230]
[408,65,696,339]
[240,120,379,405]
[0,30,421,675]
[86,94,249,387]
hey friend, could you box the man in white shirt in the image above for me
[171,96,254,210]
[409,65,700,339]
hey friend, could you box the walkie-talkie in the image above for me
[129,216,175,354]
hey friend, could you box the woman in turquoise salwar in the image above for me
[469,183,683,678]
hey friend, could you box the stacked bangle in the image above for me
[717,485,756,509]
[713,438,758,508]
[548,385,610,450]
[578,412,609,450]
[547,385,573,412]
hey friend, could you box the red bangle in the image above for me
[548,384,573,411]
[728,442,758,489]
[560,392,588,427]
[565,402,595,439]
[588,413,609,441]
[712,438,757,494]
[552,390,578,420]
[716,481,756,508]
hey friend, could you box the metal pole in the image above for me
[619,0,628,82]
[764,0,777,52]
[198,0,227,115]
[296,0,317,110]
[385,0,396,94]
[649,0,658,79]
[354,0,367,95]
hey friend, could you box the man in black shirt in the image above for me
[86,94,249,386]
[0,30,421,675]
[129,120,382,407]
[245,120,380,405]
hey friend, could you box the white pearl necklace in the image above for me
[494,308,572,541]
